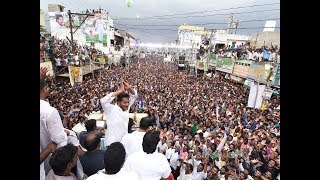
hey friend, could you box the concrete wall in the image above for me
[250,32,280,48]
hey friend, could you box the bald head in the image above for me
[84,132,101,151]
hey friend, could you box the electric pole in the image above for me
[68,10,74,52]
[227,15,234,34]
[67,10,95,53]
[234,19,240,34]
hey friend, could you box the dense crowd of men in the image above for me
[41,45,280,179]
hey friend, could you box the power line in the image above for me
[76,0,88,9]
[114,18,280,27]
[114,2,280,20]
[112,25,280,32]
[116,24,175,40]
[119,9,279,21]
[55,0,82,13]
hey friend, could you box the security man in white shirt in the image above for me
[123,130,172,180]
[40,67,68,176]
[121,117,152,157]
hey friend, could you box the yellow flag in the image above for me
[261,100,266,111]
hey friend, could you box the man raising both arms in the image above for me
[100,80,138,149]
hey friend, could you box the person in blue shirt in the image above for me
[262,47,270,61]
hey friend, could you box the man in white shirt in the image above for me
[45,144,79,180]
[40,143,57,180]
[192,159,208,180]
[165,142,175,161]
[169,146,180,179]
[177,161,193,180]
[87,142,139,180]
[100,80,138,148]
[123,130,172,180]
[40,68,68,174]
[157,136,168,154]
[121,117,152,157]
[95,15,106,42]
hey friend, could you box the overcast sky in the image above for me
[41,0,280,43]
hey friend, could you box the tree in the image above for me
[40,25,47,33]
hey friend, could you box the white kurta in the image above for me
[121,130,146,157]
[40,100,68,150]
[100,90,138,147]
[123,151,171,180]
[87,169,139,180]
[40,100,68,174]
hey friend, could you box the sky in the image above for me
[40,0,280,43]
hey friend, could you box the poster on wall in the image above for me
[263,88,274,100]
[50,12,81,38]
[215,58,235,73]
[83,13,108,43]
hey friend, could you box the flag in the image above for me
[139,96,144,108]
[243,79,255,89]
[210,150,218,160]
[68,66,83,86]
[261,99,266,111]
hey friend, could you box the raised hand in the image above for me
[120,79,125,92]
[40,67,50,79]
[123,81,133,90]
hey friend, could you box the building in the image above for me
[177,24,250,50]
[249,32,280,48]
[48,4,65,12]
[40,9,45,27]
[212,33,250,50]
[178,25,204,46]
[47,4,122,54]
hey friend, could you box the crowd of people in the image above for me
[40,52,280,180]
[40,35,106,74]
[213,47,280,63]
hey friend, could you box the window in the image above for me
[103,43,107,47]
[111,40,114,46]
[90,43,95,47]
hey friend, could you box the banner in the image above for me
[40,61,54,76]
[68,66,83,86]
[263,88,274,100]
[197,61,205,70]
[246,62,272,84]
[232,60,252,78]
[84,13,108,43]
[49,12,81,38]
[243,79,255,89]
[247,85,266,108]
[230,75,244,83]
[271,65,280,87]
[97,58,106,64]
[215,58,235,73]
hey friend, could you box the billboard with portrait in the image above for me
[49,12,82,38]
[83,13,108,43]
